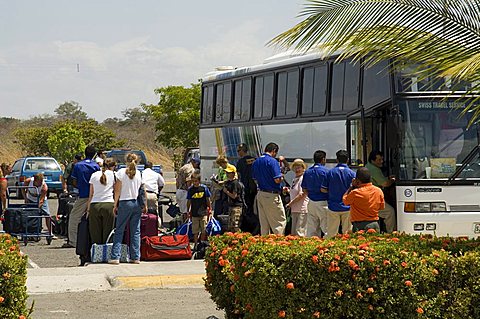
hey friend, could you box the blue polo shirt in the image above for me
[252,153,282,192]
[323,163,355,211]
[301,164,329,201]
[71,159,100,198]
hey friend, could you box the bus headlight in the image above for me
[431,202,447,212]
[416,203,431,212]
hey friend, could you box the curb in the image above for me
[110,274,205,289]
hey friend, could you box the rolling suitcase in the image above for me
[140,233,192,261]
[123,213,159,246]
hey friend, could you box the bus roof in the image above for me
[201,49,342,83]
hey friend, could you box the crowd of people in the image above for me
[1,141,397,264]
[176,141,397,241]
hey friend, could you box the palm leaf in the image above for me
[269,0,480,120]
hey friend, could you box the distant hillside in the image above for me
[0,117,174,170]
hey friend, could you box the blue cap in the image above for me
[191,157,201,165]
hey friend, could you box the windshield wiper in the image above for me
[446,143,480,184]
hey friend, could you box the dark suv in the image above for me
[105,149,162,174]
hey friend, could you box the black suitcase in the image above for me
[3,207,41,234]
[76,214,91,266]
[55,193,77,236]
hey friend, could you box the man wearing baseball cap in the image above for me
[176,157,200,218]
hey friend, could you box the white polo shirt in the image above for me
[141,168,165,194]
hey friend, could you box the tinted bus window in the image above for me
[276,70,299,117]
[362,61,391,109]
[254,74,274,119]
[331,62,345,113]
[214,82,231,123]
[233,78,251,121]
[344,63,360,111]
[331,61,360,113]
[202,85,213,124]
[302,65,327,115]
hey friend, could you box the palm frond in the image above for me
[269,0,480,118]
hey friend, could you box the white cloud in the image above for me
[0,19,279,121]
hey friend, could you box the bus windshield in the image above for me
[397,100,480,180]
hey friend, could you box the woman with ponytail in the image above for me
[110,153,144,264]
[86,158,117,245]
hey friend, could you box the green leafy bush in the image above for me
[205,231,480,319]
[0,234,31,319]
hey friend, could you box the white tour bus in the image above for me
[199,51,480,237]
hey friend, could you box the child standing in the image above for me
[223,166,244,232]
[187,174,212,247]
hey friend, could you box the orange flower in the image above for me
[416,307,424,314]
[0,296,4,303]
[334,255,341,260]
[312,255,319,264]
[278,310,286,318]
[19,316,26,319]
[405,280,413,287]
[368,305,374,311]
[367,228,377,233]
[368,257,375,263]
[230,285,235,292]
[218,259,226,267]
[241,249,248,257]
[3,272,10,279]
[313,311,321,318]
[335,290,343,297]
[383,260,391,266]
[401,262,408,268]
[356,292,363,299]
[391,237,400,243]
[367,287,374,294]
[432,269,439,275]
[286,282,295,290]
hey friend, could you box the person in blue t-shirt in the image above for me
[64,145,100,249]
[322,150,355,238]
[252,142,286,235]
[301,150,329,237]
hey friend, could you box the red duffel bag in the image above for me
[140,233,192,261]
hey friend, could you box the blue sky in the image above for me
[0,1,302,121]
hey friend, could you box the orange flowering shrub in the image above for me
[205,231,480,319]
[0,234,31,319]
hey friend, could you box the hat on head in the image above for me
[95,157,104,166]
[225,165,237,174]
[191,157,201,165]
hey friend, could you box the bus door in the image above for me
[346,108,375,167]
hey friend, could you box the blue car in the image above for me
[6,157,63,198]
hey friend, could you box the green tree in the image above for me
[143,83,201,151]
[13,127,52,156]
[54,101,89,121]
[69,119,125,152]
[14,120,124,158]
[47,124,86,164]
[270,0,480,120]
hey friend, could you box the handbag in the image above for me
[166,202,181,218]
[206,216,222,236]
[175,218,193,239]
[90,229,130,263]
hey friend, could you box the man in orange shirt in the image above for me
[342,167,385,232]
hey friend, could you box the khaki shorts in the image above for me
[191,216,208,234]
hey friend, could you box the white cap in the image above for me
[95,157,104,166]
